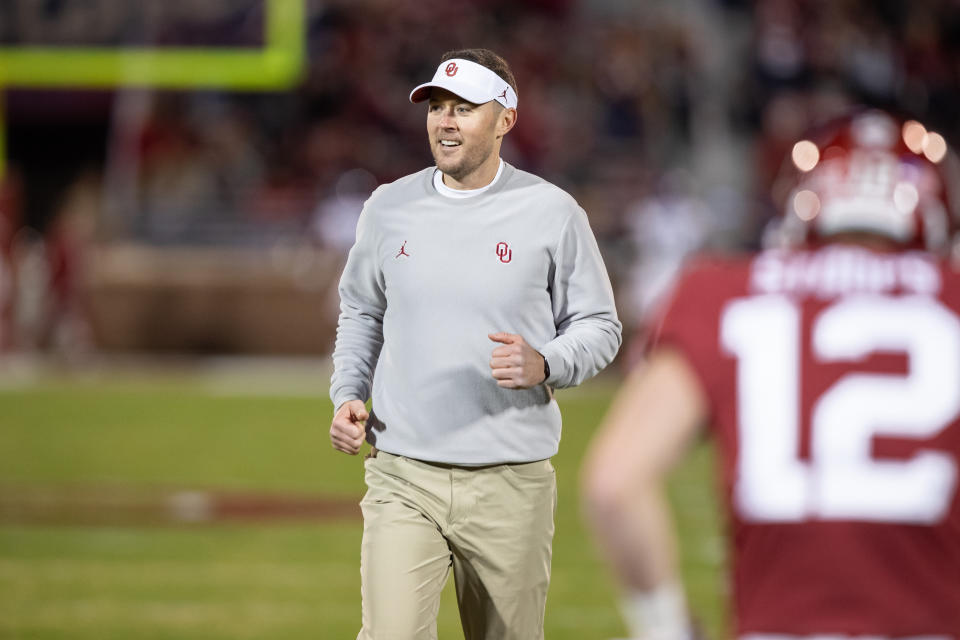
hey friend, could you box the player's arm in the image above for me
[581,346,708,640]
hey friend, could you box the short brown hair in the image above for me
[440,48,518,98]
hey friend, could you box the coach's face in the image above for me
[427,88,515,188]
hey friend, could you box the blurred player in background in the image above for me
[329,48,621,640]
[582,109,960,640]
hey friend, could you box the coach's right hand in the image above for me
[330,399,368,455]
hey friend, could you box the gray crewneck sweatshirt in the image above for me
[330,162,621,464]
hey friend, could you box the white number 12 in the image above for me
[721,294,960,524]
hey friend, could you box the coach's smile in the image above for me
[437,138,463,153]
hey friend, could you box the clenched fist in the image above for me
[330,399,368,455]
[488,332,547,389]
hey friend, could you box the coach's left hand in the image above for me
[488,332,547,389]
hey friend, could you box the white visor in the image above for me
[409,58,518,109]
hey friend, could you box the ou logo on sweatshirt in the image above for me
[496,242,512,263]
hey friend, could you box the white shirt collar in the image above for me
[433,159,504,199]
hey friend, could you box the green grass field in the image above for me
[0,368,726,639]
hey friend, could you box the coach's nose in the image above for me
[438,107,457,130]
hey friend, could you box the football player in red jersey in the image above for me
[582,109,960,640]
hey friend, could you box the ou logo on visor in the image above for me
[496,242,512,263]
[445,62,458,76]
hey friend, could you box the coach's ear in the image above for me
[495,106,517,139]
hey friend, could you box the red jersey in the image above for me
[656,245,960,638]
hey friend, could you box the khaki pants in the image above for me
[357,451,557,640]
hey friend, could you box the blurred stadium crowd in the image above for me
[1,0,959,356]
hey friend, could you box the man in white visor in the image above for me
[329,48,621,640]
